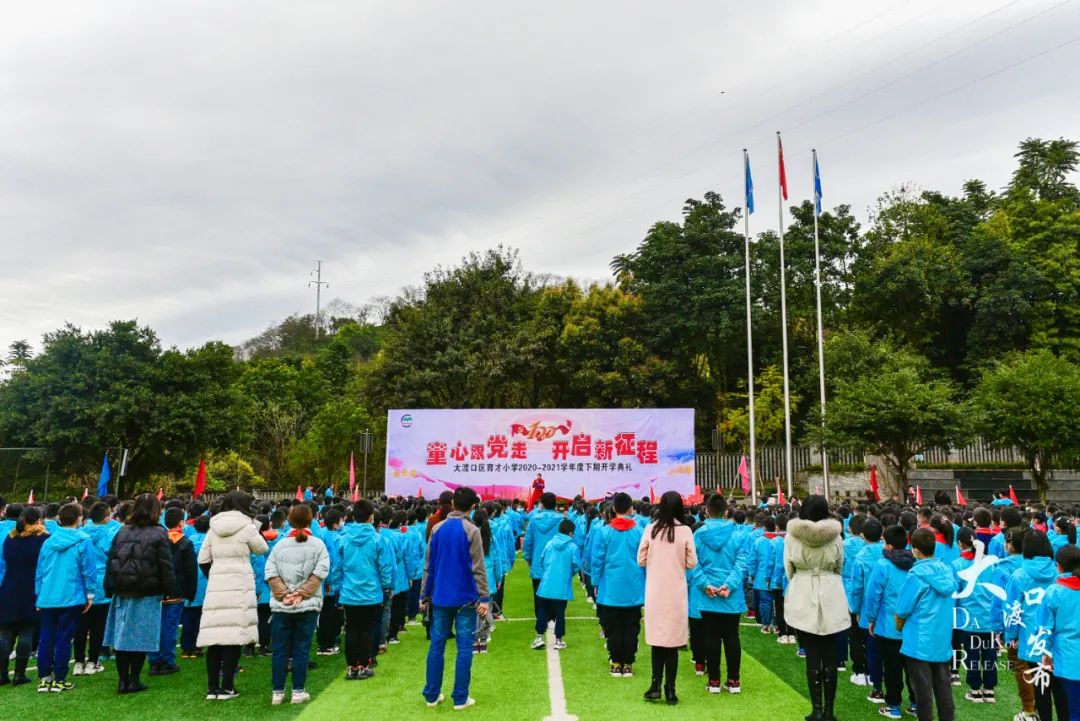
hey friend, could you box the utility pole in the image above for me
[308,261,329,337]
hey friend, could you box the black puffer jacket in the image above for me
[105,524,175,598]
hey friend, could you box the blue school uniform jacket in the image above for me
[1004,556,1058,663]
[847,541,883,628]
[951,552,994,632]
[381,527,410,595]
[35,526,98,608]
[252,530,280,605]
[1039,578,1080,681]
[523,510,563,580]
[186,529,209,607]
[751,533,778,590]
[592,517,645,607]
[691,518,749,615]
[988,553,1021,632]
[769,533,788,591]
[321,526,343,596]
[934,540,959,567]
[82,522,115,606]
[895,557,958,662]
[403,526,425,583]
[863,550,914,640]
[988,532,1006,560]
[537,533,580,602]
[340,522,393,606]
[842,535,867,588]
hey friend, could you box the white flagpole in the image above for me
[812,148,830,499]
[776,132,794,502]
[743,149,757,506]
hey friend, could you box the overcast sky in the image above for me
[2,0,1078,352]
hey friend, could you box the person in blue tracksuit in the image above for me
[531,519,579,652]
[340,500,393,679]
[950,527,998,704]
[848,517,884,695]
[988,506,1022,560]
[690,494,748,694]
[181,515,211,657]
[316,509,344,654]
[895,528,958,721]
[770,515,792,643]
[751,517,778,633]
[523,493,563,618]
[385,511,411,644]
[864,524,915,719]
[1004,531,1063,721]
[35,503,98,691]
[73,502,115,674]
[251,516,281,654]
[591,492,645,676]
[1038,544,1080,719]
[404,512,427,621]
[472,509,502,654]
[840,514,866,672]
[1049,516,1076,557]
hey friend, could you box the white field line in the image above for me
[542,627,577,721]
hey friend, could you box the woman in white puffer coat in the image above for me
[196,491,268,700]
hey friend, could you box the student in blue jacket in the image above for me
[770,515,793,644]
[591,492,645,677]
[180,514,211,659]
[864,524,916,719]
[73,502,115,676]
[1038,544,1080,720]
[894,528,958,721]
[847,517,884,694]
[531,519,579,652]
[950,527,998,705]
[690,494,748,694]
[523,493,563,618]
[340,500,393,680]
[1004,531,1063,721]
[35,503,98,692]
[316,508,344,655]
[751,516,778,633]
[471,509,502,655]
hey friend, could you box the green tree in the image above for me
[972,350,1080,501]
[719,365,801,449]
[1009,138,1080,202]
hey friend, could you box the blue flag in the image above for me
[97,452,111,497]
[814,153,823,216]
[744,153,755,215]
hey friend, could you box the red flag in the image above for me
[776,479,785,507]
[157,487,164,502]
[295,485,303,501]
[649,483,657,504]
[27,489,34,504]
[777,133,789,201]
[349,452,356,494]
[192,458,207,498]
[351,486,359,503]
[737,455,750,495]
[1009,485,1019,505]
[417,486,423,499]
[869,466,880,502]
[915,486,923,505]
[82,487,89,501]
[580,484,587,501]
[955,485,967,506]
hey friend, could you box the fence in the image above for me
[920,437,1026,465]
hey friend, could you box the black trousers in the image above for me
[905,658,954,721]
[370,602,385,658]
[317,594,342,650]
[531,577,541,618]
[1034,673,1070,721]
[878,637,906,707]
[493,582,505,615]
[650,646,679,689]
[688,617,704,664]
[772,589,790,636]
[799,630,842,712]
[74,604,109,664]
[388,592,408,640]
[343,604,381,668]
[206,644,242,692]
[257,604,272,651]
[701,611,741,682]
[849,614,867,674]
[604,605,641,665]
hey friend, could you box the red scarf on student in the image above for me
[288,528,310,541]
[961,551,975,560]
[610,517,635,531]
[1058,576,1080,590]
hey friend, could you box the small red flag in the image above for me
[580,484,587,501]
[295,485,304,501]
[27,489,34,504]
[915,486,923,505]
[1009,485,1019,505]
[192,458,207,498]
[82,487,89,501]
[869,466,880,502]
[776,479,785,507]
[955,485,967,506]
[777,133,789,201]
[349,452,356,494]
[649,484,657,504]
[351,486,359,503]
[416,485,423,499]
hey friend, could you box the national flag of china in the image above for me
[777,133,789,201]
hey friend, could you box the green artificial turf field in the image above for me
[4,556,1022,720]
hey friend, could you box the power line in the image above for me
[308,260,329,336]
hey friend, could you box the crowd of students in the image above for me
[0,486,1077,721]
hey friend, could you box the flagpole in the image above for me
[812,148,830,499]
[743,149,757,506]
[776,132,794,502]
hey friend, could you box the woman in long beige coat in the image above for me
[784,495,849,721]
[196,491,268,700]
[637,491,697,705]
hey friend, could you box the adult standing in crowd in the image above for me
[421,487,489,711]
[197,491,268,700]
[0,506,48,686]
[637,491,698,705]
[104,493,175,695]
[785,495,850,721]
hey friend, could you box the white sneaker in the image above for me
[426,694,445,708]
[72,663,84,676]
[530,635,545,650]
[271,692,285,706]
[453,698,476,711]
[850,673,868,686]
[291,690,310,704]
[553,638,566,651]
[964,690,983,703]
[1014,713,1039,721]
